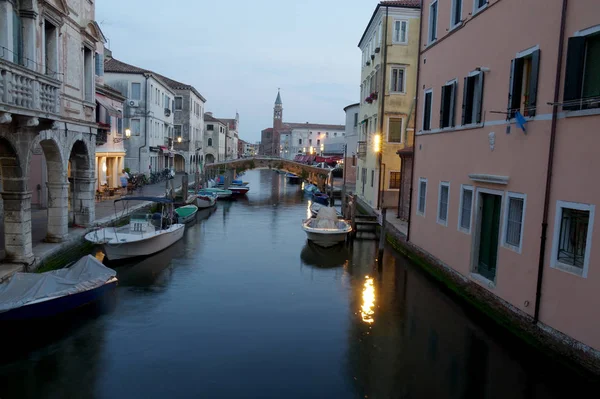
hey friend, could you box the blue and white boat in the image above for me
[0,255,117,321]
[312,191,330,206]
[304,184,318,195]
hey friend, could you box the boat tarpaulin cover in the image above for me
[0,255,116,312]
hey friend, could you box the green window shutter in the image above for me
[563,36,586,110]
[527,50,541,116]
[439,84,447,128]
[475,73,485,124]
[461,77,468,125]
[508,58,523,118]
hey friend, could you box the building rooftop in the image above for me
[284,122,345,130]
[104,58,206,102]
[358,0,421,47]
[204,113,225,124]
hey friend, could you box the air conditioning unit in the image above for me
[164,108,171,117]
[128,100,139,107]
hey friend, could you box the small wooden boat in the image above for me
[0,255,117,321]
[196,192,217,208]
[286,173,301,184]
[198,188,232,199]
[175,204,198,223]
[310,202,342,218]
[302,207,351,248]
[312,192,329,205]
[85,197,185,260]
[225,185,250,196]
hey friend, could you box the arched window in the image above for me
[208,138,213,147]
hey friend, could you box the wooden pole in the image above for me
[378,208,387,261]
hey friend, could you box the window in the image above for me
[317,139,320,145]
[83,47,93,102]
[12,9,22,65]
[389,171,401,189]
[175,96,183,110]
[474,0,487,13]
[563,31,600,111]
[390,67,405,93]
[298,138,303,145]
[451,0,462,27]
[174,125,182,138]
[207,124,214,131]
[130,119,140,136]
[462,72,484,125]
[309,139,312,145]
[393,20,408,44]
[417,178,427,216]
[94,52,103,77]
[388,118,402,143]
[440,81,457,128]
[428,0,438,44]
[508,48,540,117]
[117,118,123,135]
[370,170,375,187]
[354,113,358,127]
[503,193,526,252]
[551,201,595,277]
[458,185,473,233]
[334,132,337,137]
[208,138,213,147]
[44,20,58,76]
[437,182,450,226]
[423,90,433,131]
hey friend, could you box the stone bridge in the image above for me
[204,157,330,190]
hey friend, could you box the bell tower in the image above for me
[273,88,283,131]
[273,89,283,156]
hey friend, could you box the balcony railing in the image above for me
[0,58,61,117]
[357,141,367,159]
[96,129,108,146]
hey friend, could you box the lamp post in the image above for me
[113,128,131,143]
[373,133,382,209]
[320,143,324,156]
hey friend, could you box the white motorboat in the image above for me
[196,192,217,208]
[302,207,352,248]
[85,197,185,261]
[310,202,343,218]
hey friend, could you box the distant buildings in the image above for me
[343,103,360,184]
[204,113,227,163]
[260,90,344,159]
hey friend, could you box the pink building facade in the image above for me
[410,0,600,358]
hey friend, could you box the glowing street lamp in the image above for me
[309,146,314,155]
[373,134,381,153]
[125,128,131,138]
[177,136,182,143]
[320,143,324,154]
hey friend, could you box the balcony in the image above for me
[357,141,367,159]
[0,58,61,119]
[96,129,108,146]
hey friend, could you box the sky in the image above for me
[96,0,381,143]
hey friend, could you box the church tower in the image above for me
[273,89,283,131]
[272,89,283,156]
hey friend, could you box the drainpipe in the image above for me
[405,2,425,243]
[377,5,389,210]
[139,74,150,174]
[534,0,568,324]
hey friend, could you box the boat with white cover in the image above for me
[302,207,352,247]
[85,197,185,261]
[0,255,117,320]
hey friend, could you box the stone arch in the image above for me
[174,154,186,173]
[205,153,215,164]
[0,136,25,192]
[68,139,95,227]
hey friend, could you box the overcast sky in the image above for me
[96,0,380,143]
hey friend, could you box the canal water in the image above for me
[0,169,597,398]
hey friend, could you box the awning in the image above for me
[96,96,121,117]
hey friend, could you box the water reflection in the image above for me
[300,240,349,268]
[360,276,375,324]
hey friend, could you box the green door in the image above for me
[478,193,502,280]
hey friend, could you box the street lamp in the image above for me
[373,134,381,153]
[113,128,132,143]
[320,143,324,155]
[309,146,314,155]
[177,136,182,144]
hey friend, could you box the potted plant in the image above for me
[371,92,378,100]
[365,96,373,104]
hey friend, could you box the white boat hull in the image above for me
[301,218,352,248]
[85,224,185,260]
[196,195,216,208]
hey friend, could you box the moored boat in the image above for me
[304,184,318,194]
[312,191,329,205]
[175,204,198,223]
[196,192,217,208]
[198,188,233,199]
[310,202,343,218]
[0,255,117,321]
[302,207,352,248]
[286,173,301,184]
[85,197,185,261]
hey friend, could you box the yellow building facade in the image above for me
[356,1,420,211]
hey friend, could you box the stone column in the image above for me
[0,1,14,61]
[72,172,96,227]
[1,191,34,265]
[45,182,69,242]
[20,10,38,71]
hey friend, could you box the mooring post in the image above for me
[182,174,189,202]
[378,208,387,262]
[350,195,356,239]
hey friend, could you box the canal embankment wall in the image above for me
[353,196,600,376]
